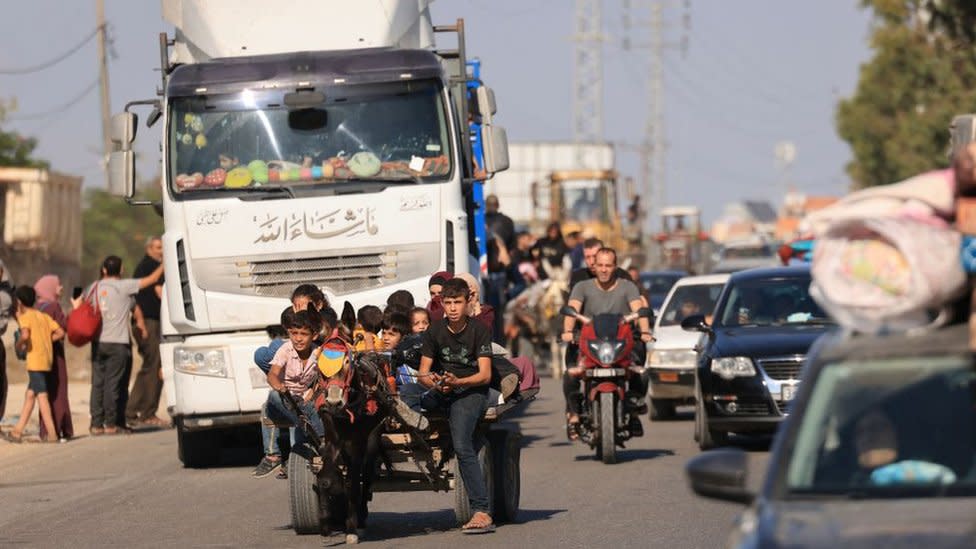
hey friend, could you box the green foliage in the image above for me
[81,181,163,285]
[0,101,49,168]
[837,0,976,188]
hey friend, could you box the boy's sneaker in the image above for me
[393,398,429,432]
[252,456,282,478]
[276,461,288,480]
[499,374,519,401]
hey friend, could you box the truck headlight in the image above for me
[710,357,755,380]
[174,346,229,378]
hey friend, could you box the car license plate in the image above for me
[659,372,678,383]
[781,383,798,401]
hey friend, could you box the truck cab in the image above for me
[105,0,508,466]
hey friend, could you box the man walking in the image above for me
[126,237,166,427]
[88,255,163,435]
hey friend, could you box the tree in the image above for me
[81,180,163,284]
[837,0,976,188]
[0,100,49,168]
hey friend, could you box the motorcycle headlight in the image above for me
[710,356,756,380]
[174,346,229,378]
[588,341,625,365]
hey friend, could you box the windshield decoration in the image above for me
[253,207,378,243]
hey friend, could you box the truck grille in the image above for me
[243,252,395,298]
[756,357,804,381]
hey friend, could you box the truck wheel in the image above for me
[490,429,521,523]
[177,423,220,468]
[651,398,677,421]
[453,438,494,525]
[599,392,617,464]
[288,450,321,535]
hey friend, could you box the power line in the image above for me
[7,77,99,121]
[0,24,104,75]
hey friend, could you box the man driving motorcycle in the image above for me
[561,247,652,439]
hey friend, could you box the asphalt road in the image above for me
[0,378,770,548]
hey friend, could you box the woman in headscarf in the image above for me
[533,222,570,276]
[34,274,73,441]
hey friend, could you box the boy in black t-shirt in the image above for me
[414,278,495,534]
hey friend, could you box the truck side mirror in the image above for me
[476,86,497,124]
[950,114,976,158]
[108,150,136,199]
[111,112,138,150]
[481,125,509,175]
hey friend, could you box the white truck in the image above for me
[106,0,509,466]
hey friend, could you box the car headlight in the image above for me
[588,341,625,365]
[650,349,698,366]
[710,356,756,380]
[174,346,229,378]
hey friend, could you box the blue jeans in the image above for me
[254,338,286,374]
[261,390,324,456]
[402,384,490,514]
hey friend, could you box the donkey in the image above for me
[310,303,399,544]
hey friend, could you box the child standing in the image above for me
[5,286,65,443]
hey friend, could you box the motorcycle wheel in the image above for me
[599,392,617,464]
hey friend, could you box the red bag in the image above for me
[67,283,101,346]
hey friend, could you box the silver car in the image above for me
[647,273,729,420]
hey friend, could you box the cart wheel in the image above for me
[453,437,494,525]
[490,429,521,523]
[289,448,321,535]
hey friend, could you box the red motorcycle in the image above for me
[562,305,650,464]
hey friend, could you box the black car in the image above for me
[685,323,976,548]
[681,266,832,450]
[640,270,687,312]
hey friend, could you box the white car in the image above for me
[647,273,730,420]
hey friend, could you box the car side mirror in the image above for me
[680,314,710,333]
[685,449,754,504]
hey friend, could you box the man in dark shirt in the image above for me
[415,278,496,533]
[125,236,166,427]
[484,194,515,251]
[568,237,633,290]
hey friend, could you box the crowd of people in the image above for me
[0,237,166,442]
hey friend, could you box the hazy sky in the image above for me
[0,1,873,223]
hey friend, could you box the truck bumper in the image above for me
[175,411,264,432]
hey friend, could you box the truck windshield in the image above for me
[168,80,452,196]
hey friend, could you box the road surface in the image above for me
[0,378,769,548]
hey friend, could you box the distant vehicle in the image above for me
[685,323,976,549]
[681,266,833,450]
[711,240,779,274]
[639,270,687,313]
[647,273,729,420]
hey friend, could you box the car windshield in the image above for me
[785,355,976,498]
[642,274,681,295]
[658,283,725,327]
[716,277,828,327]
[168,79,451,196]
[722,245,773,260]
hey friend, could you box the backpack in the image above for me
[66,283,102,346]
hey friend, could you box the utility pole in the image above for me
[96,0,112,162]
[623,0,690,236]
[573,0,604,162]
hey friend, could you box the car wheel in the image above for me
[694,381,728,451]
